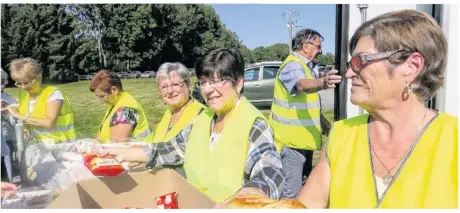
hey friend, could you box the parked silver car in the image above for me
[192,61,282,107]
[141,71,156,78]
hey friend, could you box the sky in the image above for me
[209,4,337,54]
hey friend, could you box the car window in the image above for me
[244,68,260,82]
[262,66,279,80]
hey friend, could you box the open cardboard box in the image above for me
[47,169,215,209]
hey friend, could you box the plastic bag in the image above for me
[1,186,53,209]
[155,192,179,209]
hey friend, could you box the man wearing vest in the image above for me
[270,29,342,198]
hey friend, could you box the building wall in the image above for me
[346,4,458,118]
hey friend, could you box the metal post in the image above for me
[14,119,28,185]
[283,9,299,52]
[334,4,350,121]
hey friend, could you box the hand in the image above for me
[322,69,342,89]
[1,182,18,198]
[1,104,22,119]
[98,147,148,163]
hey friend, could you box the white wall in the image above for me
[436,5,458,116]
[346,4,458,118]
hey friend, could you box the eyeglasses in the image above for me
[96,93,108,101]
[347,50,411,74]
[15,79,36,87]
[307,42,322,50]
[159,81,186,93]
[197,78,233,90]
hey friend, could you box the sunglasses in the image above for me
[347,50,411,73]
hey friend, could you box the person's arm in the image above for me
[101,123,192,167]
[280,61,324,95]
[295,144,331,208]
[6,99,63,129]
[296,69,342,93]
[236,118,285,199]
[3,90,64,129]
[108,107,138,142]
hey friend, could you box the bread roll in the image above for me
[226,194,307,209]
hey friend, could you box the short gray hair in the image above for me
[1,68,8,86]
[156,62,191,86]
[292,28,324,52]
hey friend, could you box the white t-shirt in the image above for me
[374,175,389,199]
[28,89,64,115]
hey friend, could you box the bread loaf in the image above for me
[226,194,307,209]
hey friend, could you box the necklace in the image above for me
[370,108,427,185]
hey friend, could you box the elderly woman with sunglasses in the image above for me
[151,62,205,143]
[100,48,285,203]
[90,69,153,143]
[296,10,457,209]
[2,58,76,144]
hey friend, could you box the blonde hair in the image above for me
[350,9,448,100]
[9,58,43,82]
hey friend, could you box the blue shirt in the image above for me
[278,52,319,96]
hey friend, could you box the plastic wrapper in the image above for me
[1,186,53,209]
[23,139,101,192]
[155,192,179,209]
[83,153,126,177]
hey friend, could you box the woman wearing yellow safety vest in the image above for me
[2,58,76,144]
[296,10,457,208]
[152,62,205,143]
[90,70,153,143]
[100,48,285,203]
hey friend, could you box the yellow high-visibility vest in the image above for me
[98,92,153,143]
[269,54,321,150]
[18,85,76,144]
[184,96,267,202]
[328,113,458,208]
[152,99,205,143]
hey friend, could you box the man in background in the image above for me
[270,29,341,198]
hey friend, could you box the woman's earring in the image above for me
[405,80,412,96]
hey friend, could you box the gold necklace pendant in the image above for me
[383,174,393,185]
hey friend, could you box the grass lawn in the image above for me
[5,78,334,147]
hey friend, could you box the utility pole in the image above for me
[282,9,300,52]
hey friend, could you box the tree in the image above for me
[316,52,335,65]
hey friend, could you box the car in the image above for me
[78,74,91,81]
[192,61,282,107]
[128,71,142,79]
[141,71,156,78]
[117,72,129,79]
[188,68,196,76]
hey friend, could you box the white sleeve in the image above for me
[47,89,65,102]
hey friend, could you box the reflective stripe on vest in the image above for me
[18,86,76,144]
[184,96,267,202]
[98,92,153,143]
[269,54,322,150]
[29,124,74,138]
[153,99,205,143]
[328,113,458,208]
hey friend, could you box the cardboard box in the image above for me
[47,169,215,209]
